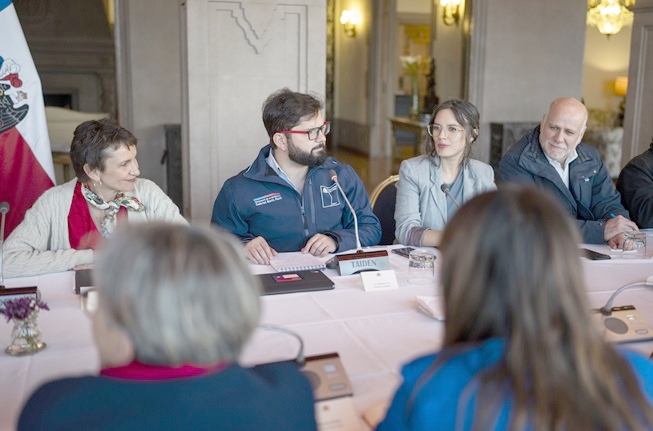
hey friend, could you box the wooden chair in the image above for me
[369,175,399,245]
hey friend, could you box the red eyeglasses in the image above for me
[278,121,331,141]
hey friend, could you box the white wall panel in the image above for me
[183,0,326,221]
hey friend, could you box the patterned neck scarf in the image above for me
[82,183,146,237]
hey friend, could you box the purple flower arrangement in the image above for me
[1,298,49,322]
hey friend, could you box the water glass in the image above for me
[408,249,436,285]
[622,232,646,259]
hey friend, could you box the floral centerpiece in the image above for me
[1,297,49,356]
[400,55,430,119]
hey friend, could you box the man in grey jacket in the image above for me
[498,97,638,247]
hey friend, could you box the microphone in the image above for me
[593,281,653,343]
[599,281,653,316]
[260,324,305,366]
[0,202,9,288]
[0,202,40,311]
[440,184,461,209]
[259,325,354,402]
[0,202,38,304]
[327,170,390,276]
[329,170,361,251]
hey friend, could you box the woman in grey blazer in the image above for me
[395,100,496,246]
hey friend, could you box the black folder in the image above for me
[257,270,335,295]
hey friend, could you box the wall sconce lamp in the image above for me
[440,0,461,26]
[613,76,628,126]
[613,76,628,97]
[587,0,635,36]
[340,9,360,38]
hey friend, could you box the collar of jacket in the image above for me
[243,144,341,183]
[520,126,595,173]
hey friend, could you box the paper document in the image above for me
[270,252,329,272]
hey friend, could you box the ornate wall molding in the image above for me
[212,2,308,56]
[184,0,325,220]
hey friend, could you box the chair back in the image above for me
[370,175,399,246]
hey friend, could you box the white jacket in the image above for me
[3,178,187,277]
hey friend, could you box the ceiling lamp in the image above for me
[587,0,635,36]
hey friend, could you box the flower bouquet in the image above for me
[400,55,430,119]
[1,297,49,356]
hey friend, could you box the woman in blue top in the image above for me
[379,186,653,431]
[394,100,496,247]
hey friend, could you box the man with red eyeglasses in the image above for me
[212,88,381,265]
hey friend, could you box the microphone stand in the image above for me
[0,202,39,309]
[259,324,305,366]
[600,282,653,315]
[332,178,362,251]
[0,202,9,288]
[440,184,461,210]
[328,171,390,276]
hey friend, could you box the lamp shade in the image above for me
[614,76,628,96]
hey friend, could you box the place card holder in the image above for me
[335,250,391,276]
[0,286,38,312]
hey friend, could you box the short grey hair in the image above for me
[94,223,262,365]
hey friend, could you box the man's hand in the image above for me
[301,234,337,257]
[604,215,639,249]
[244,236,277,265]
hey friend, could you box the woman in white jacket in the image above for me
[395,100,496,247]
[3,118,187,277]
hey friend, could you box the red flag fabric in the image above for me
[0,0,55,239]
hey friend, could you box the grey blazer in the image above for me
[394,155,496,246]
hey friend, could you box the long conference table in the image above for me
[1,244,652,430]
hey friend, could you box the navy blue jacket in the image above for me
[19,362,316,431]
[212,145,381,252]
[498,127,628,243]
[617,147,653,228]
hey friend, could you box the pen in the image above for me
[608,212,617,219]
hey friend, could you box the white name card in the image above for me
[361,270,399,292]
[315,396,362,431]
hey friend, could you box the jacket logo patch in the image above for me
[320,184,340,208]
[253,192,282,206]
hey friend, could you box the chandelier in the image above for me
[587,0,635,36]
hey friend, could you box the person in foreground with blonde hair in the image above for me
[18,223,316,431]
[378,187,653,431]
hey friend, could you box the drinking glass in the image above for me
[622,232,646,259]
[408,249,436,285]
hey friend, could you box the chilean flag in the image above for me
[0,0,55,239]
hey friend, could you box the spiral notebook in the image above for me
[270,252,328,273]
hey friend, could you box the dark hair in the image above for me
[426,99,479,164]
[70,118,137,182]
[262,88,323,148]
[434,186,653,431]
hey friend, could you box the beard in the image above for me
[288,137,327,167]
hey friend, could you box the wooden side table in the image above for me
[52,151,73,183]
[389,116,429,173]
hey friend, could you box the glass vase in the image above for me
[5,311,46,356]
[409,74,420,120]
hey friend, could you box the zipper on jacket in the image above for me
[306,177,318,230]
[300,195,310,238]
